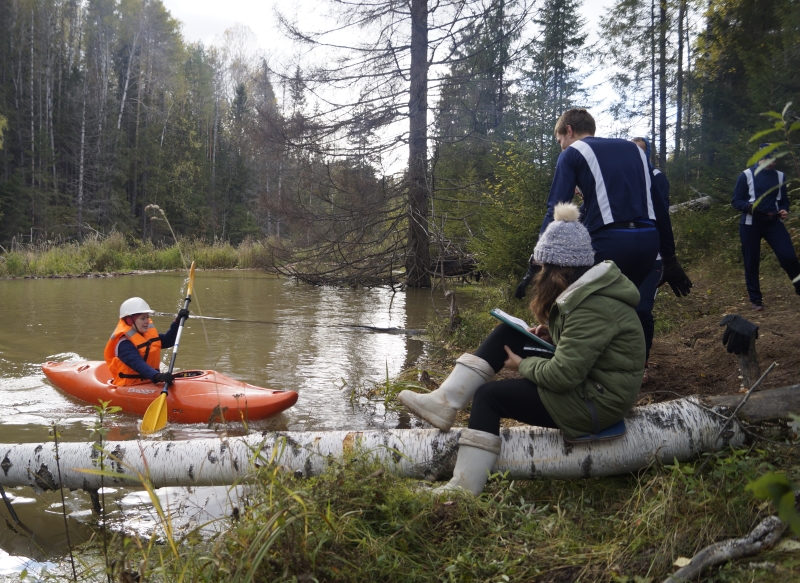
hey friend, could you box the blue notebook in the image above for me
[490,309,556,352]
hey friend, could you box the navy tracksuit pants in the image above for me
[591,225,660,289]
[635,259,662,362]
[739,219,800,304]
[592,224,659,364]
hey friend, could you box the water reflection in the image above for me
[0,272,448,440]
[0,550,55,579]
[0,271,455,569]
[0,488,94,564]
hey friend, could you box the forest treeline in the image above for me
[0,0,798,285]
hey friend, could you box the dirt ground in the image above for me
[642,268,800,401]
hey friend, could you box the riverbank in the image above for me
[46,440,800,583]
[422,251,800,404]
[0,267,267,280]
[0,233,275,278]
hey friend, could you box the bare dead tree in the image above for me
[272,0,535,287]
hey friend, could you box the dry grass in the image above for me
[0,233,276,277]
[62,443,800,583]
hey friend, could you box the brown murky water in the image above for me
[0,271,450,573]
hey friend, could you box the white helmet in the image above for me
[119,297,154,319]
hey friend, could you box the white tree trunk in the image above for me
[0,398,743,491]
[669,195,712,214]
[77,84,86,236]
[30,9,35,185]
[117,24,142,130]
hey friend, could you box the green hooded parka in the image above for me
[518,261,645,438]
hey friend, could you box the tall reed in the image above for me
[0,232,276,277]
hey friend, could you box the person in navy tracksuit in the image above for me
[631,137,673,380]
[516,108,691,300]
[732,144,800,310]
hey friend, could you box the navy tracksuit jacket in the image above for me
[732,166,800,304]
[540,137,670,288]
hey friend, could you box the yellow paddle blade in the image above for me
[140,262,194,435]
[141,392,168,434]
[187,261,196,297]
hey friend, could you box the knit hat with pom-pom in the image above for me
[533,203,595,267]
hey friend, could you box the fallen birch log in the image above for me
[0,397,743,491]
[669,195,713,214]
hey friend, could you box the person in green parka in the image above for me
[398,202,645,495]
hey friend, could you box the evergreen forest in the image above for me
[0,0,799,286]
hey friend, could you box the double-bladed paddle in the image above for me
[141,261,196,434]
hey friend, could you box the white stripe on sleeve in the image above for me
[638,148,656,220]
[744,169,755,201]
[744,169,755,225]
[570,141,615,224]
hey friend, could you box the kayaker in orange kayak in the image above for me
[104,297,189,387]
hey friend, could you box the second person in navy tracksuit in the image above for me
[517,108,691,299]
[732,145,800,310]
[632,137,673,379]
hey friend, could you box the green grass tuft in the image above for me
[0,233,278,277]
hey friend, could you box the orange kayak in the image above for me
[42,361,298,425]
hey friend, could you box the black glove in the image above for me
[658,256,693,297]
[152,372,175,386]
[176,308,190,322]
[514,256,542,299]
[720,314,759,355]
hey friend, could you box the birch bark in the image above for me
[0,398,744,491]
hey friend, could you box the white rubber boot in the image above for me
[433,429,502,496]
[397,354,494,431]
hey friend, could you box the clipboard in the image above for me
[490,308,556,352]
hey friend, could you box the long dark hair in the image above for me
[529,264,591,325]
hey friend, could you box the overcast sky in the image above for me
[160,0,638,137]
[161,0,617,53]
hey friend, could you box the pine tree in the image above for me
[519,0,587,165]
[431,1,519,246]
[599,0,696,167]
[598,0,655,145]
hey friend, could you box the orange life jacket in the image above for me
[104,319,162,386]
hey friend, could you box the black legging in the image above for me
[470,323,558,435]
[474,322,551,372]
[468,379,559,436]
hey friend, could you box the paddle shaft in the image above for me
[160,295,191,395]
[141,262,196,434]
